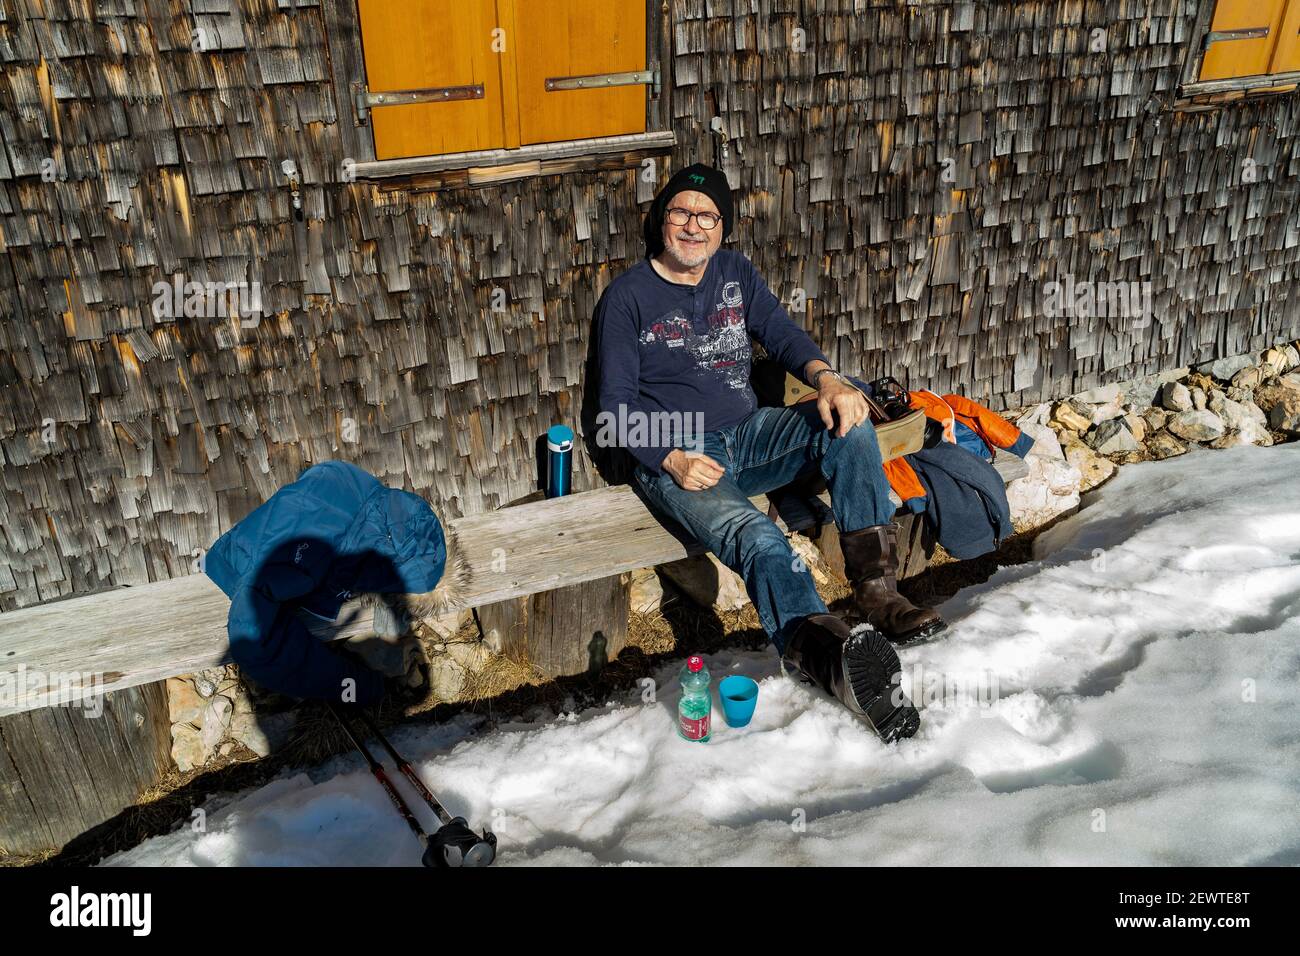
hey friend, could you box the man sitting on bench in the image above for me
[595,163,937,742]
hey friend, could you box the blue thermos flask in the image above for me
[546,424,574,498]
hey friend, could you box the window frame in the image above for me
[324,0,676,182]
[1179,0,1300,99]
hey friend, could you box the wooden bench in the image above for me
[0,448,1027,855]
[0,453,1027,717]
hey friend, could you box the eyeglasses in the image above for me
[666,207,722,230]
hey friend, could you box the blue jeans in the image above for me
[634,402,896,652]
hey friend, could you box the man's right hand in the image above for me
[662,450,726,491]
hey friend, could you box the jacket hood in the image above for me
[351,486,447,595]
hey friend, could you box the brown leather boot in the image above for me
[781,614,920,742]
[839,523,946,644]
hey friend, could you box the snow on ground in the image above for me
[105,444,1300,866]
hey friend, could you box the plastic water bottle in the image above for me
[678,655,712,742]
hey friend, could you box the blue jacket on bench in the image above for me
[204,461,447,704]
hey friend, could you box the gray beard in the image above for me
[664,242,710,270]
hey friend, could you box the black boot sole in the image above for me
[843,624,920,742]
[888,617,948,647]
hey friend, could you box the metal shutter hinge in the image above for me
[353,82,485,124]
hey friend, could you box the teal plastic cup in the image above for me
[718,675,759,728]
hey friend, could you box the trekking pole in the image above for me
[352,706,497,867]
[328,704,496,868]
[328,702,434,865]
[354,707,453,823]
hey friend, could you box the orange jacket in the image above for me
[881,390,1034,508]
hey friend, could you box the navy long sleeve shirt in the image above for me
[596,250,829,473]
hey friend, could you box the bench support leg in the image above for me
[476,573,630,680]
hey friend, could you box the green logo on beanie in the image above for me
[689,173,705,184]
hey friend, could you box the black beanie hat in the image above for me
[643,163,734,256]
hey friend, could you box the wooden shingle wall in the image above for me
[1,0,1298,610]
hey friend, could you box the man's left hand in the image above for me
[817,376,870,437]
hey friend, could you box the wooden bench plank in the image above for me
[0,453,1030,715]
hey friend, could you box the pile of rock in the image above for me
[166,666,298,772]
[166,607,475,773]
[1018,342,1300,497]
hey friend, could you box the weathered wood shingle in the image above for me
[1,0,1299,609]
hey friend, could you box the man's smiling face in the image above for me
[660,190,723,269]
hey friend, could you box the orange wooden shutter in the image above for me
[1269,0,1300,73]
[1199,0,1288,80]
[358,0,505,160]
[501,0,647,147]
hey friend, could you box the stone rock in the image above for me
[199,694,234,755]
[171,722,206,773]
[629,567,665,615]
[1089,398,1126,425]
[1166,409,1225,443]
[1021,421,1064,460]
[1145,429,1188,460]
[1230,366,1266,391]
[1141,407,1169,433]
[1071,383,1122,405]
[1195,353,1256,381]
[1185,372,1216,394]
[1049,399,1093,433]
[167,677,205,725]
[1208,393,1265,433]
[1005,455,1082,529]
[1267,391,1300,434]
[1015,402,1052,428]
[1064,442,1115,491]
[445,637,495,672]
[1087,418,1140,454]
[426,639,498,703]
[1190,386,1207,411]
[659,552,750,612]
[427,653,466,702]
[1281,344,1300,371]
[229,711,298,758]
[788,533,838,589]
[1251,378,1300,414]
[424,608,470,641]
[192,667,227,698]
[1122,413,1147,443]
[1122,368,1189,410]
[1225,386,1255,405]
[1158,381,1193,412]
[1261,347,1291,375]
[232,688,257,715]
[1211,421,1273,448]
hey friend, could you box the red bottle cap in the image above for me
[687,655,704,673]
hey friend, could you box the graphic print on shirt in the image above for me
[638,280,751,391]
